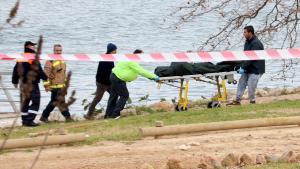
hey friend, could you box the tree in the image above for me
[170,0,299,51]
[0,0,24,31]
[169,0,300,79]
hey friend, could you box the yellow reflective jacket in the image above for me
[43,60,66,88]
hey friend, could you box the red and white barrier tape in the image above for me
[0,49,300,62]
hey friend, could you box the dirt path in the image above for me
[1,125,300,169]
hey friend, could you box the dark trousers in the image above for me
[87,82,111,116]
[106,73,129,118]
[21,84,40,124]
[42,88,71,119]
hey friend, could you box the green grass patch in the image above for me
[1,99,300,145]
[246,162,300,169]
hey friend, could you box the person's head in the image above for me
[106,43,117,54]
[24,41,36,53]
[53,44,63,54]
[133,49,143,54]
[243,25,255,40]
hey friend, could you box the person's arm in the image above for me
[129,62,156,79]
[12,63,20,86]
[39,63,48,81]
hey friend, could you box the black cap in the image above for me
[24,41,37,48]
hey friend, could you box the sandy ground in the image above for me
[1,92,300,169]
[0,126,300,169]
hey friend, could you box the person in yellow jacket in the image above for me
[40,44,73,123]
[105,49,160,119]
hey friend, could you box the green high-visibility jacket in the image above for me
[112,62,156,82]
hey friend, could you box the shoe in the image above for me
[226,100,241,106]
[250,101,256,104]
[65,116,75,122]
[22,121,40,127]
[84,114,95,120]
[40,116,49,123]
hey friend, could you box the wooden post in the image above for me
[0,133,88,150]
[140,116,300,137]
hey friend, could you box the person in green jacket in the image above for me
[105,49,160,119]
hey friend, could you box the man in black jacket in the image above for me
[231,26,265,105]
[12,41,48,127]
[84,43,117,120]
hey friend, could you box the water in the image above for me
[0,0,300,115]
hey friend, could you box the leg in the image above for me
[41,89,58,119]
[105,89,118,118]
[248,74,261,103]
[111,77,129,118]
[87,82,110,116]
[20,93,31,124]
[236,74,249,102]
[28,84,40,122]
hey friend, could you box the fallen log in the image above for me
[0,133,87,150]
[140,116,300,137]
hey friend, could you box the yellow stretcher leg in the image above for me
[176,79,189,111]
[212,77,228,102]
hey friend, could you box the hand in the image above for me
[13,84,18,88]
[237,68,245,74]
[153,76,160,82]
[44,86,51,92]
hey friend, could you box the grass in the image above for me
[246,163,300,169]
[1,99,300,145]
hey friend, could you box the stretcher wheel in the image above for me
[175,105,180,111]
[181,107,188,111]
[175,105,188,111]
[207,101,221,108]
[233,80,237,84]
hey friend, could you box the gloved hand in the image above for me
[237,67,245,74]
[153,76,160,82]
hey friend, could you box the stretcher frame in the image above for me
[157,72,237,111]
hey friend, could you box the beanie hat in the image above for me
[106,43,117,54]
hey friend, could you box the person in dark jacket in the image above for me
[230,26,265,105]
[84,43,116,120]
[12,41,48,127]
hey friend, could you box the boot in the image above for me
[226,100,241,106]
[22,121,40,127]
[40,116,49,123]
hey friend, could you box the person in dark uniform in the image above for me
[12,41,48,127]
[84,43,117,120]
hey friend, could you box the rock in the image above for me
[176,144,191,151]
[256,154,267,164]
[141,163,155,169]
[188,142,200,146]
[294,87,300,93]
[166,159,183,169]
[265,155,279,163]
[296,154,300,162]
[150,101,174,112]
[198,155,219,169]
[155,121,164,127]
[221,153,239,167]
[279,150,297,163]
[268,88,282,97]
[120,108,137,117]
[256,89,269,97]
[240,154,254,166]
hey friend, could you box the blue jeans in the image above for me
[236,73,262,102]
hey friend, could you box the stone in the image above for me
[240,154,254,166]
[279,151,297,163]
[150,101,174,112]
[176,144,191,151]
[256,154,267,164]
[256,89,269,97]
[265,155,279,163]
[221,153,239,167]
[166,159,183,169]
[295,154,300,162]
[141,163,155,169]
[198,155,219,169]
[188,142,200,146]
[155,121,164,127]
[120,108,137,117]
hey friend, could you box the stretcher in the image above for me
[157,72,237,111]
